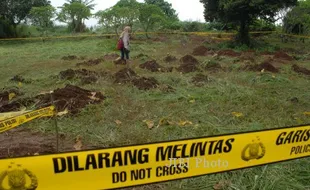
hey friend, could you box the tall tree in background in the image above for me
[144,0,178,20]
[283,0,310,35]
[138,4,166,38]
[199,0,298,45]
[58,0,95,33]
[0,0,51,37]
[29,5,56,35]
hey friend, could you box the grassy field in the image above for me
[0,33,310,190]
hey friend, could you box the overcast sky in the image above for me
[50,0,205,26]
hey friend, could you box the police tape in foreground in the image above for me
[0,106,55,134]
[0,124,309,190]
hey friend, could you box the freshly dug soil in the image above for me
[139,60,163,72]
[205,62,222,72]
[274,51,293,61]
[114,68,138,84]
[180,55,199,65]
[244,61,279,73]
[192,46,210,56]
[132,77,159,90]
[0,128,98,158]
[218,50,241,57]
[35,85,106,114]
[76,58,104,66]
[292,64,310,76]
[10,75,32,83]
[177,55,200,73]
[260,51,275,56]
[62,55,78,61]
[163,55,177,63]
[139,60,173,72]
[0,85,106,114]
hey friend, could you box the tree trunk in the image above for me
[236,18,250,46]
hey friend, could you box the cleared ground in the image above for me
[0,33,310,190]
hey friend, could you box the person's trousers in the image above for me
[120,48,129,60]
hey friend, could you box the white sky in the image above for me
[50,0,205,26]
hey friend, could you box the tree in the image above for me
[283,0,310,35]
[138,4,166,38]
[58,0,95,33]
[145,0,178,20]
[96,0,140,35]
[199,0,298,46]
[58,2,92,32]
[0,0,51,37]
[29,5,56,35]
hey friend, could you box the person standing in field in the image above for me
[119,26,131,67]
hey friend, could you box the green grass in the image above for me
[0,34,310,190]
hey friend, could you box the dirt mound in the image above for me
[177,55,200,73]
[205,61,223,72]
[35,85,106,114]
[104,53,119,60]
[163,55,177,63]
[0,128,98,158]
[62,55,78,61]
[244,61,279,73]
[114,68,138,84]
[10,75,32,83]
[218,50,241,57]
[192,46,210,56]
[132,77,159,90]
[180,55,199,65]
[77,58,104,66]
[260,51,275,56]
[192,74,212,86]
[1,85,106,114]
[292,64,310,76]
[274,51,293,61]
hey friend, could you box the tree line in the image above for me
[0,0,309,45]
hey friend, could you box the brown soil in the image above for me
[218,50,241,57]
[104,53,119,61]
[192,74,212,86]
[274,51,293,61]
[132,77,159,90]
[260,51,275,56]
[0,128,98,158]
[61,55,78,61]
[76,58,104,66]
[205,62,223,72]
[0,85,106,114]
[180,55,199,64]
[163,55,177,63]
[114,68,138,84]
[35,85,106,114]
[192,46,210,56]
[10,75,32,83]
[177,55,200,73]
[292,64,310,76]
[244,61,279,73]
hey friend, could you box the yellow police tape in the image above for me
[0,106,55,133]
[0,124,309,190]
